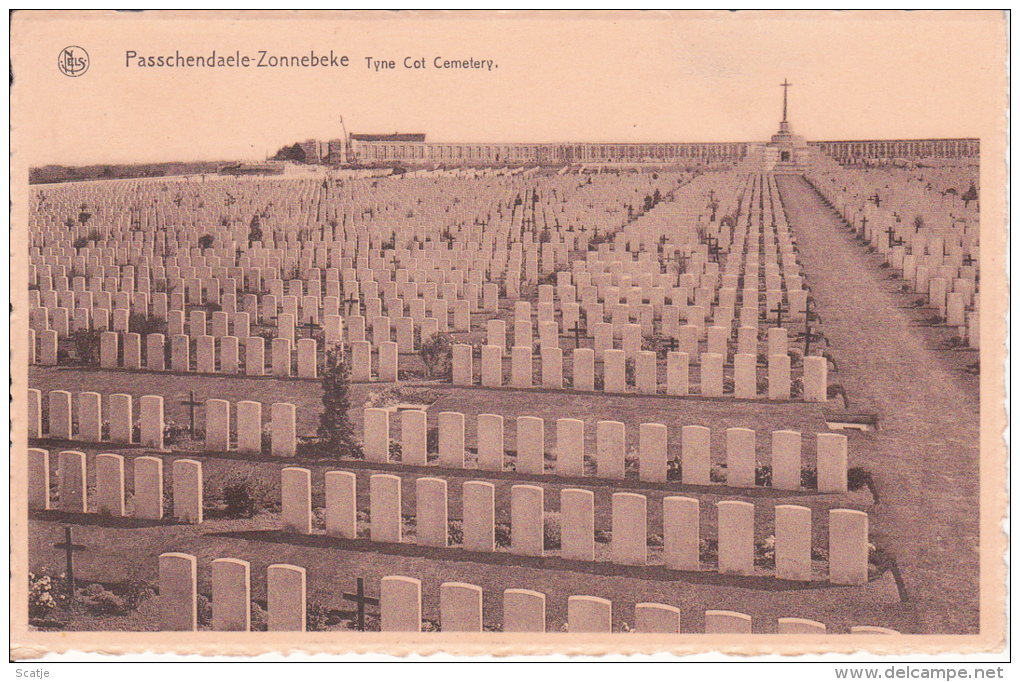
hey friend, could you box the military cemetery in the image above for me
[21,60,986,644]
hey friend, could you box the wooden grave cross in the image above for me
[567,321,587,350]
[803,312,821,357]
[770,302,789,328]
[343,294,359,316]
[885,224,903,247]
[670,251,690,286]
[705,236,722,263]
[962,253,976,267]
[342,578,379,632]
[52,526,87,601]
[301,317,322,339]
[180,390,203,439]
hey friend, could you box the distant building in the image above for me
[298,138,321,164]
[809,138,979,162]
[326,138,348,165]
[291,111,977,168]
[347,137,745,165]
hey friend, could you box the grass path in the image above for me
[776,176,980,634]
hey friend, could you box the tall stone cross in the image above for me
[52,526,87,600]
[780,78,792,122]
[342,577,379,632]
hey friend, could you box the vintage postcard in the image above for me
[8,10,1009,660]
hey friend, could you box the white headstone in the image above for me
[380,576,421,632]
[159,552,197,631]
[268,564,306,631]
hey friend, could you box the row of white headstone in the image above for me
[156,552,898,634]
[362,408,848,489]
[28,449,203,524]
[809,170,979,347]
[29,328,322,380]
[277,468,868,583]
[441,343,826,401]
[28,390,298,457]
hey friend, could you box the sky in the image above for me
[10,10,1007,166]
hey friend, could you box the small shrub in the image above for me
[699,538,718,563]
[755,464,773,487]
[593,529,612,544]
[80,583,126,615]
[800,466,818,489]
[221,472,275,519]
[709,464,727,483]
[306,602,332,631]
[163,420,192,445]
[666,458,682,481]
[494,522,512,548]
[389,440,403,462]
[250,601,268,631]
[847,466,870,491]
[71,328,102,365]
[647,533,664,547]
[196,594,213,626]
[447,520,464,546]
[755,535,776,568]
[28,573,61,619]
[419,332,454,380]
[129,312,167,337]
[543,512,562,550]
[118,579,154,611]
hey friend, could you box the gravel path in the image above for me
[776,175,980,634]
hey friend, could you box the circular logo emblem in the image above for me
[58,46,89,77]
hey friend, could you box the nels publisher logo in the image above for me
[58,46,89,77]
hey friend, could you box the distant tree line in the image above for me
[30,161,225,185]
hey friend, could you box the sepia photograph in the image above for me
[8,9,1009,663]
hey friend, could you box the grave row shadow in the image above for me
[206,528,851,593]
